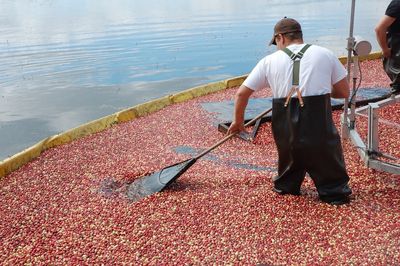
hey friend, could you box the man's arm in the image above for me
[375,15,396,58]
[331,77,350,99]
[227,85,254,134]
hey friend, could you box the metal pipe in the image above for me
[347,0,356,78]
[349,55,359,129]
[342,0,356,137]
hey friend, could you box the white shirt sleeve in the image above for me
[330,53,347,85]
[243,59,269,91]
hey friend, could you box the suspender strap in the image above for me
[282,44,312,60]
[292,61,300,86]
[282,44,311,86]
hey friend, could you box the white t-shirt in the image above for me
[243,44,347,98]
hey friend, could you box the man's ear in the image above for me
[281,34,286,45]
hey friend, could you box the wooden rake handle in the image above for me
[194,107,273,160]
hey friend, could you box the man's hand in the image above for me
[227,121,245,135]
[228,85,254,135]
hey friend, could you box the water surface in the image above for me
[0,0,390,160]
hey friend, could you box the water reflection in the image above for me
[0,0,391,159]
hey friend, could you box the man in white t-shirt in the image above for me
[227,18,352,205]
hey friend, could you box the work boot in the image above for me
[320,195,350,206]
[272,187,301,196]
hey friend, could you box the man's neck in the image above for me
[281,40,304,49]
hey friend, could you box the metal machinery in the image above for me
[341,0,400,175]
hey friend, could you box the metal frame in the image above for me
[343,94,400,175]
[341,0,400,175]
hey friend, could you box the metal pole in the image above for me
[349,54,359,129]
[342,0,356,137]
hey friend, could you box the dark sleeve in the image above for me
[386,0,400,19]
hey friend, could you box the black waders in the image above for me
[384,33,400,94]
[272,45,352,203]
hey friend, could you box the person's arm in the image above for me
[331,77,349,99]
[227,85,254,134]
[375,15,396,58]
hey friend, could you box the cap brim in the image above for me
[269,35,276,46]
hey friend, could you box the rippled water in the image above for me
[0,0,390,160]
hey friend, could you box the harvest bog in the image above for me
[0,59,399,264]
